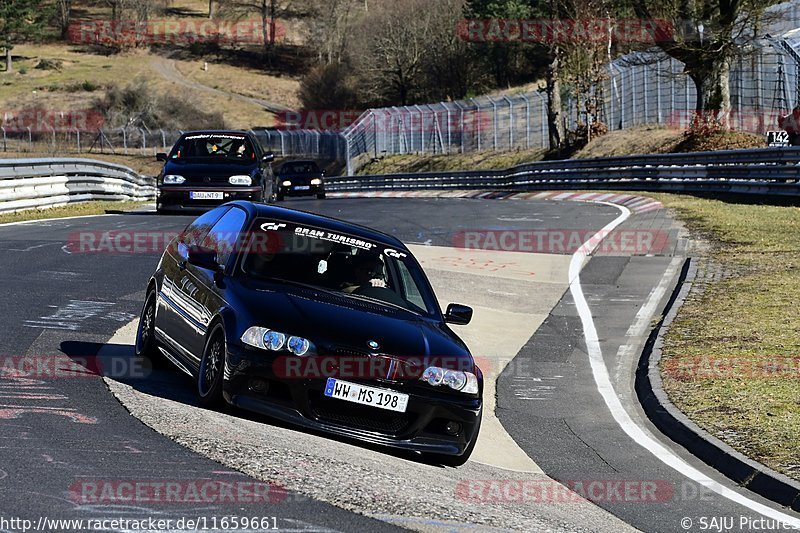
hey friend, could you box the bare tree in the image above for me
[305,0,363,65]
[631,0,777,126]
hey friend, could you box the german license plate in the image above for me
[323,378,409,413]
[294,185,310,191]
[190,191,223,200]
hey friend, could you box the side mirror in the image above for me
[187,247,222,272]
[262,152,275,163]
[156,152,168,162]
[444,303,473,325]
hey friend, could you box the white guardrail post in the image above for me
[0,158,156,214]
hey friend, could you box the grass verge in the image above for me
[0,200,147,225]
[645,192,800,481]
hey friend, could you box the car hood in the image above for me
[232,279,470,362]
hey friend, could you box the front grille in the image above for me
[330,348,422,383]
[309,392,414,435]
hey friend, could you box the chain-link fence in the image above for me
[7,3,800,175]
[0,127,345,161]
[337,2,800,174]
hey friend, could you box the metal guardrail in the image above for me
[0,158,155,214]
[327,147,800,196]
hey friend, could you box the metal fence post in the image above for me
[1,127,5,152]
[520,93,531,148]
[486,96,497,152]
[76,129,81,152]
[537,92,547,148]
[27,126,32,150]
[503,96,514,148]
[471,99,481,151]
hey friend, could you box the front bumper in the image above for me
[222,343,482,456]
[157,186,262,211]
[278,183,324,197]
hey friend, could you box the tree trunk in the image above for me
[208,0,213,19]
[5,48,12,73]
[546,50,563,151]
[688,54,731,129]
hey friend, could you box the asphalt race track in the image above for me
[1,196,799,532]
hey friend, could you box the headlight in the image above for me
[229,175,252,185]
[443,370,467,390]
[310,178,322,185]
[420,366,479,394]
[241,326,269,349]
[163,175,185,184]
[241,327,314,355]
[264,330,286,351]
[287,336,311,356]
[421,366,444,386]
[281,180,292,187]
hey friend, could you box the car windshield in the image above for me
[239,219,436,316]
[280,162,319,174]
[170,133,256,160]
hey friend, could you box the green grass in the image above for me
[356,148,548,175]
[646,193,800,480]
[0,200,147,224]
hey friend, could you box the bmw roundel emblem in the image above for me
[367,340,380,350]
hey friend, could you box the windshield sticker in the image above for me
[185,133,246,140]
[261,222,287,231]
[384,248,407,259]
[294,227,376,250]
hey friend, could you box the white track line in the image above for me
[571,201,800,526]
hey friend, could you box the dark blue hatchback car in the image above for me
[155,131,275,213]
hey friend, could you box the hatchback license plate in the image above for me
[324,378,408,413]
[190,191,223,200]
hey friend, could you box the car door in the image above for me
[183,206,249,364]
[158,207,229,365]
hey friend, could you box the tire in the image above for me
[316,192,326,199]
[134,290,162,364]
[426,411,481,467]
[198,323,226,408]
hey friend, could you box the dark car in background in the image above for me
[135,201,482,465]
[275,160,325,200]
[155,130,275,213]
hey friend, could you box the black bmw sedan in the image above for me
[155,131,275,213]
[135,201,482,465]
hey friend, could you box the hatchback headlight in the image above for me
[420,366,478,394]
[281,180,292,187]
[310,178,322,185]
[229,175,252,185]
[163,175,185,184]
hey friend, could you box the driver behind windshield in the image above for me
[342,253,386,293]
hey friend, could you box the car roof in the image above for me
[228,201,408,251]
